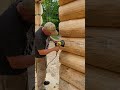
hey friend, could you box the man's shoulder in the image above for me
[35,26,43,35]
[36,26,43,31]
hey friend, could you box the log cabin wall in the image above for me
[59,0,85,90]
[35,1,43,90]
[35,0,43,31]
[86,0,120,89]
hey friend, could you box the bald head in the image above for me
[17,0,35,23]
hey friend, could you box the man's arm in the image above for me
[7,55,34,69]
[38,46,60,55]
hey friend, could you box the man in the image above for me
[0,0,34,90]
[35,22,60,90]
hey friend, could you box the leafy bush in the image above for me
[42,0,59,31]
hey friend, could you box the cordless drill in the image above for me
[47,40,65,66]
[55,40,65,47]
[55,40,65,55]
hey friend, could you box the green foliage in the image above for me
[42,0,59,30]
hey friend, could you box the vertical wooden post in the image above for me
[35,0,43,31]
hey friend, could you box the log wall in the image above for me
[35,1,43,90]
[59,0,85,90]
[35,0,43,31]
[86,0,120,89]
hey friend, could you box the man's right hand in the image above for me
[53,46,60,52]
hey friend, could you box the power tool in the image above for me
[55,40,65,47]
[47,40,65,67]
[47,36,65,67]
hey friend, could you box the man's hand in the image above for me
[38,46,60,55]
[52,46,60,52]
[7,55,34,69]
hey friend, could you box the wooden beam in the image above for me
[61,37,85,57]
[35,15,40,26]
[86,65,120,90]
[35,0,43,3]
[86,0,120,27]
[59,19,85,38]
[59,0,85,21]
[60,51,85,73]
[35,3,40,15]
[59,79,79,90]
[59,0,76,6]
[60,65,85,90]
[86,27,120,73]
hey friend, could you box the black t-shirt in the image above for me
[35,27,49,58]
[0,1,33,75]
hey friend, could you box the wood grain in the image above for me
[61,37,85,57]
[86,27,120,73]
[86,65,120,90]
[60,51,85,73]
[59,79,79,90]
[59,19,85,38]
[59,0,75,6]
[59,0,85,21]
[60,65,85,90]
[86,0,120,27]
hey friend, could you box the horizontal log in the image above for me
[59,0,85,21]
[59,19,85,38]
[35,0,43,3]
[86,65,120,90]
[60,65,85,90]
[35,15,40,26]
[86,0,120,27]
[35,3,40,15]
[59,79,79,90]
[61,37,85,57]
[35,3,43,15]
[60,51,85,73]
[86,27,120,73]
[59,0,75,6]
[35,15,43,26]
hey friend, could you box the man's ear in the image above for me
[42,27,46,31]
[16,2,24,16]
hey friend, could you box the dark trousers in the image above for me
[0,72,28,90]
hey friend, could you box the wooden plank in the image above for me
[61,37,85,57]
[60,51,85,73]
[59,79,79,90]
[86,27,120,73]
[59,19,85,38]
[59,0,85,21]
[86,65,120,90]
[86,0,120,27]
[60,65,85,90]
[59,0,75,6]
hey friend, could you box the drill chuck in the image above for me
[55,40,65,47]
